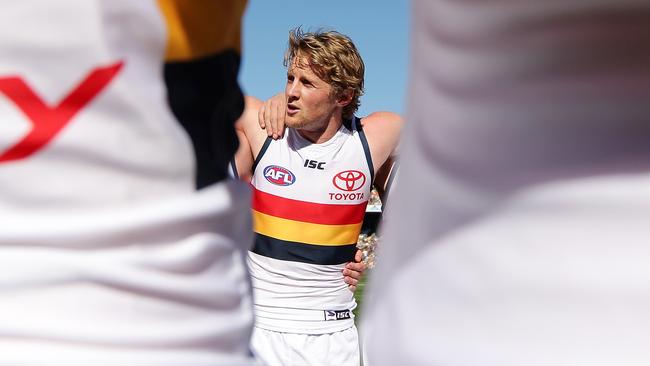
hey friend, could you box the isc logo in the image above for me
[264,165,296,186]
[324,309,351,321]
[303,159,326,170]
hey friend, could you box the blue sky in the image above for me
[239,0,410,117]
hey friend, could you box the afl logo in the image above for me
[333,170,366,192]
[264,165,296,186]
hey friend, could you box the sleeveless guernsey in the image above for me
[248,117,374,334]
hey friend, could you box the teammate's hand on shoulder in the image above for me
[258,92,287,139]
[343,250,367,292]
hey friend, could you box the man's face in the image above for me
[284,56,338,132]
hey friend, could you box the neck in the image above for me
[297,113,345,144]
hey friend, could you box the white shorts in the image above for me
[251,325,360,366]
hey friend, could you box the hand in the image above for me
[258,92,286,139]
[343,250,367,292]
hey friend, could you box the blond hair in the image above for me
[284,27,365,119]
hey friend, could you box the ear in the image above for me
[336,89,354,108]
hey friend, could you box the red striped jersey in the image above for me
[248,117,374,333]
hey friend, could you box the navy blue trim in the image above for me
[356,117,375,183]
[252,234,357,265]
[229,158,239,179]
[381,160,398,212]
[252,136,273,174]
[342,117,353,131]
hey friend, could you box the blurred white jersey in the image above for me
[0,1,255,365]
[363,0,650,365]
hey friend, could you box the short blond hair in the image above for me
[284,28,365,119]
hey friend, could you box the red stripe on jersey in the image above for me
[252,188,367,225]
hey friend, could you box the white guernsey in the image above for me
[363,1,650,365]
[0,2,254,365]
[248,117,374,333]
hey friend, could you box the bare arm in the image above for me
[342,113,403,291]
[233,96,269,180]
[343,250,366,292]
[373,155,398,202]
[233,128,254,182]
[361,111,404,177]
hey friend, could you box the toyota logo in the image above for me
[332,170,366,192]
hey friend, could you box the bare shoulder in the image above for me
[360,112,404,170]
[238,96,263,132]
[361,111,404,129]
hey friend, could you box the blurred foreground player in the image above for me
[0,1,256,365]
[364,1,650,365]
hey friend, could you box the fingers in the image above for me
[258,93,286,139]
[258,103,274,138]
[270,99,280,139]
[344,270,359,292]
[265,103,276,138]
[343,262,365,293]
[344,251,366,293]
[277,99,286,138]
[258,100,276,138]
[258,103,266,130]
[355,249,362,262]
[344,272,359,286]
[270,93,286,139]
[345,261,366,277]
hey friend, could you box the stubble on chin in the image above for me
[285,115,306,129]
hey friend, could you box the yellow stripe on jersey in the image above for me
[253,210,362,246]
[157,0,246,61]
